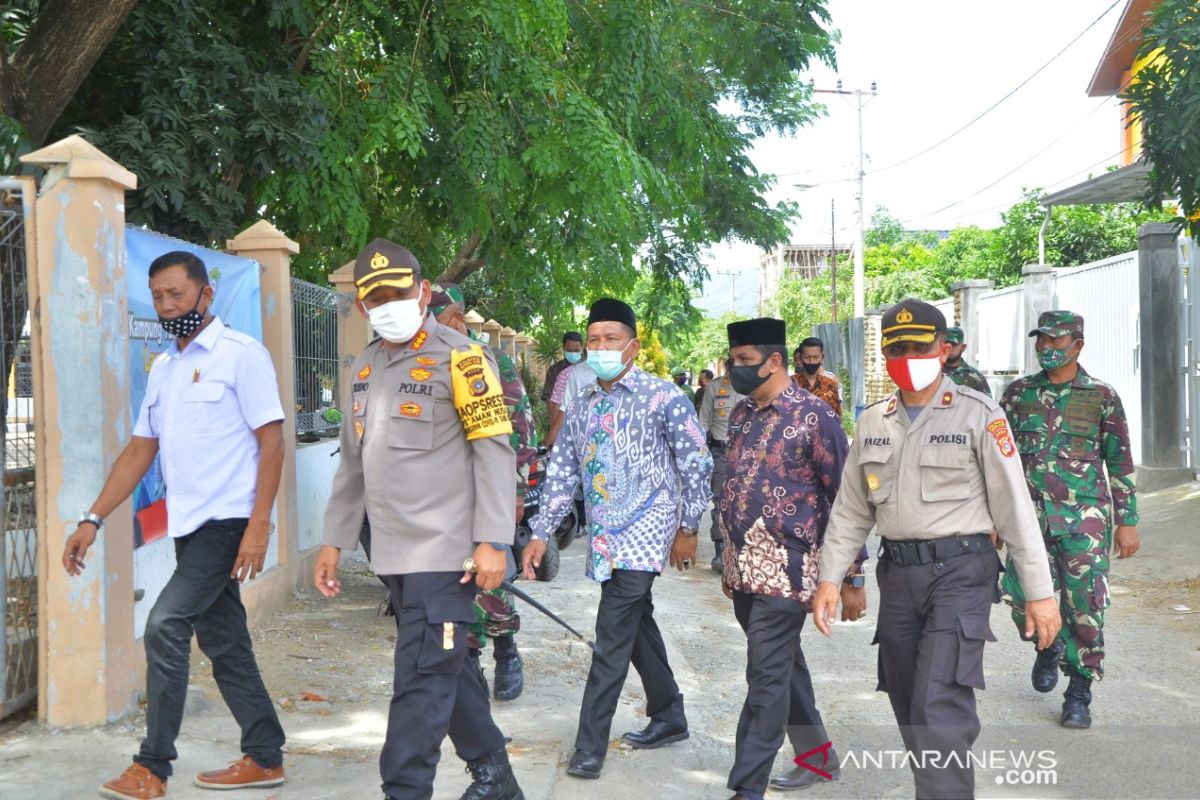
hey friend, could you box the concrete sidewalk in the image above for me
[2,482,1198,799]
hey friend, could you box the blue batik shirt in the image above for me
[531,366,713,582]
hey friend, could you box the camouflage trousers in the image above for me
[467,588,520,650]
[1002,527,1111,680]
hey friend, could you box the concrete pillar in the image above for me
[329,260,371,410]
[21,135,141,725]
[1021,264,1054,375]
[463,309,485,337]
[952,279,994,368]
[499,326,517,359]
[482,319,502,348]
[225,222,307,616]
[1136,223,1190,490]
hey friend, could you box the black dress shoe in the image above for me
[566,750,603,779]
[620,718,689,749]
[770,758,841,790]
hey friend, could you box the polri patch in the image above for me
[867,473,880,491]
[986,418,1015,458]
[399,402,422,417]
[416,356,438,366]
[354,420,365,441]
[410,367,433,382]
[357,364,371,380]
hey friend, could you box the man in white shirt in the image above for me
[62,251,287,800]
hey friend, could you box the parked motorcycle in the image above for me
[512,451,581,582]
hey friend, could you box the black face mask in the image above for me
[729,361,770,396]
[159,290,207,338]
[801,362,821,375]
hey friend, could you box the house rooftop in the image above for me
[1088,0,1156,97]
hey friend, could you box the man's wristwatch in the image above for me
[844,573,865,588]
[78,512,104,530]
[677,526,699,537]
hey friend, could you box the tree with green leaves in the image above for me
[1124,0,1200,236]
[3,0,838,339]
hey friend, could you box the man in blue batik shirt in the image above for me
[523,297,712,782]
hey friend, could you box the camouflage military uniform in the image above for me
[943,360,990,395]
[1000,364,1137,680]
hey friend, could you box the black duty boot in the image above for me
[493,635,524,701]
[711,539,724,572]
[460,749,525,800]
[1032,639,1064,693]
[771,746,841,789]
[1061,671,1093,729]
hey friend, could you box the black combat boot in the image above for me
[460,749,525,800]
[1061,671,1092,729]
[1032,639,1064,693]
[711,538,724,572]
[493,635,524,701]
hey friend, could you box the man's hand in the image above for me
[840,583,867,621]
[1114,525,1140,559]
[521,539,547,580]
[465,543,507,590]
[669,530,698,571]
[1024,596,1062,650]
[232,519,272,582]
[811,581,841,636]
[62,524,98,576]
[515,496,525,524]
[313,545,342,598]
[990,530,1003,550]
[722,580,733,600]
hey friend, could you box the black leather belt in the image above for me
[880,533,992,566]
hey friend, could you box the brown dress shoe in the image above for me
[194,755,285,790]
[99,763,167,800]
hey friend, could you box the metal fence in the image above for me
[291,277,344,440]
[0,185,36,720]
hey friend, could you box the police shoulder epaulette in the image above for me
[956,386,999,411]
[863,396,892,411]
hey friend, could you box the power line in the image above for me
[900,95,1122,223]
[868,0,1123,176]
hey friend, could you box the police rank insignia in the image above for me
[357,364,371,380]
[409,368,433,382]
[354,419,365,441]
[410,330,428,351]
[352,401,361,414]
[399,402,422,417]
[415,356,438,366]
[941,391,953,406]
[986,418,1015,458]
[867,473,880,491]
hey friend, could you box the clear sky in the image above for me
[696,0,1128,317]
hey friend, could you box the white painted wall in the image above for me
[296,439,340,552]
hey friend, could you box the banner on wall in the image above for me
[126,227,264,547]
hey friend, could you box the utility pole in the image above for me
[813,79,876,318]
[714,270,739,314]
[830,198,837,323]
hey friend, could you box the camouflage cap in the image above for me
[428,282,465,316]
[353,239,421,301]
[880,298,946,348]
[1028,310,1084,339]
[945,326,965,344]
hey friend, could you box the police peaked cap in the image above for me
[353,239,421,300]
[880,298,946,348]
[727,317,787,347]
[587,298,637,331]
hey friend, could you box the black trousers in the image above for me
[874,547,1000,800]
[379,572,506,800]
[728,591,830,795]
[575,569,683,755]
[135,519,284,780]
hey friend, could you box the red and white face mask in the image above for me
[886,353,944,392]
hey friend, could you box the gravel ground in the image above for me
[2,484,1198,800]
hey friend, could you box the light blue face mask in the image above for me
[590,341,633,381]
[564,351,582,364]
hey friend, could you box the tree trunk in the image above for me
[438,230,486,283]
[1,0,139,145]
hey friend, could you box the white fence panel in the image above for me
[1053,252,1141,463]
[975,286,1025,374]
[932,296,954,326]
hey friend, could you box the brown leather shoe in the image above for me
[99,763,167,799]
[194,755,285,790]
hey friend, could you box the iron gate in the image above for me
[0,179,35,720]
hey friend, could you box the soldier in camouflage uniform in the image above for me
[943,327,991,396]
[1000,310,1141,729]
[431,282,535,702]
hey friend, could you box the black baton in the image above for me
[462,558,594,649]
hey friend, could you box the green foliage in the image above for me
[635,321,669,377]
[1124,0,1200,237]
[34,0,836,339]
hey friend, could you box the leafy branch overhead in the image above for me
[3,0,838,335]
